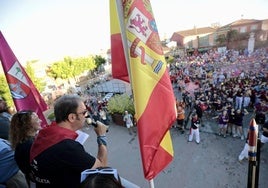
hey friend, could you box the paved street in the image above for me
[82,113,268,188]
[76,81,268,187]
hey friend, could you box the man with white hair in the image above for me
[123,111,135,135]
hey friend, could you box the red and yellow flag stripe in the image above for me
[110,0,129,82]
[111,0,177,180]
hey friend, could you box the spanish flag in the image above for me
[110,0,129,82]
[110,0,176,180]
[0,31,48,128]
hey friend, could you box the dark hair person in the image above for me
[80,167,124,188]
[9,110,42,185]
[30,94,108,188]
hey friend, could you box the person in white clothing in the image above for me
[123,111,135,135]
[238,140,249,162]
[188,113,200,144]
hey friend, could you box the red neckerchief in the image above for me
[30,122,78,162]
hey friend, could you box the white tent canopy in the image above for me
[90,79,131,95]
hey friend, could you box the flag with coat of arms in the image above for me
[0,31,48,128]
[110,0,177,180]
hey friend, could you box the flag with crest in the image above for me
[110,0,177,180]
[0,31,48,127]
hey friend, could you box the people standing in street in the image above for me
[233,108,249,140]
[92,110,101,122]
[176,105,185,134]
[99,108,109,125]
[238,133,249,162]
[123,111,135,135]
[182,90,192,110]
[213,110,229,138]
[227,106,236,136]
[194,100,204,127]
[30,94,108,188]
[235,88,243,110]
[9,110,42,186]
[188,113,200,144]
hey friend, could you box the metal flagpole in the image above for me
[149,179,155,188]
[255,138,261,187]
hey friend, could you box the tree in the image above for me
[107,94,135,126]
[226,30,239,42]
[226,29,239,49]
[0,74,14,107]
[94,55,106,71]
[107,94,135,115]
[25,60,46,92]
[47,55,97,81]
[216,34,226,47]
[165,55,174,64]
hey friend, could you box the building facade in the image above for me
[170,18,268,55]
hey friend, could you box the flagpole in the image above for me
[149,179,155,188]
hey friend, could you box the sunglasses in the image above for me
[80,168,118,182]
[76,110,88,116]
[16,110,33,122]
[18,110,32,115]
[17,110,32,117]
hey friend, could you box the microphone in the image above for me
[85,115,109,132]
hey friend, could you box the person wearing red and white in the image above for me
[188,113,200,144]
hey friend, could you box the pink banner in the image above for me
[0,31,48,127]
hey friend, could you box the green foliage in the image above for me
[94,55,106,68]
[47,112,55,121]
[216,34,226,46]
[47,55,97,80]
[25,61,46,92]
[227,30,239,42]
[107,94,135,115]
[0,54,107,107]
[165,55,174,64]
[0,75,13,107]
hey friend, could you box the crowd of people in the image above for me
[0,47,267,187]
[171,48,268,147]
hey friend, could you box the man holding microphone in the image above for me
[30,94,108,188]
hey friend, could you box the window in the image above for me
[250,25,257,31]
[199,35,209,47]
[240,26,246,33]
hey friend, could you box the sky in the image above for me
[0,0,268,64]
